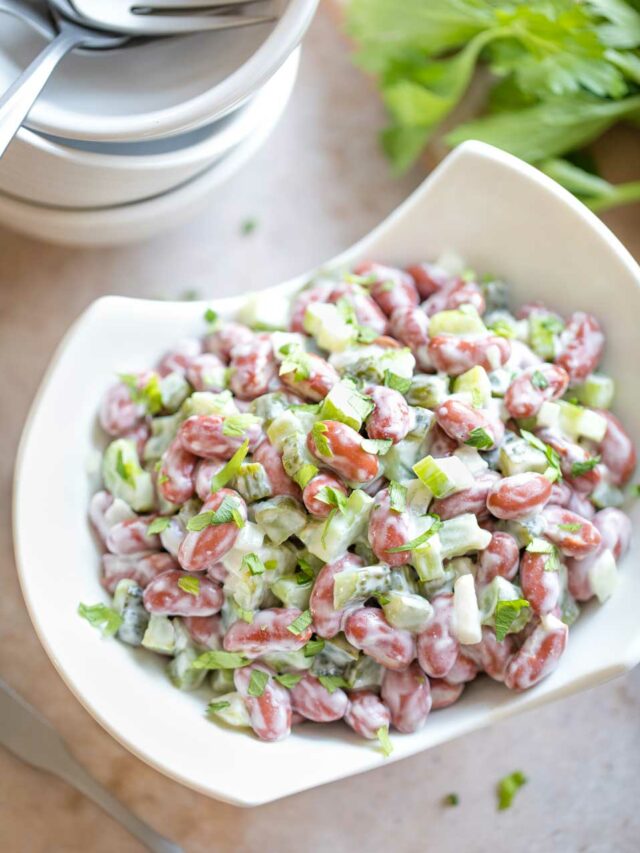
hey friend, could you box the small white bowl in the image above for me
[0,50,297,246]
[13,142,640,805]
[0,0,317,142]
[0,50,299,209]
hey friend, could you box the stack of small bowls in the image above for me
[0,0,317,245]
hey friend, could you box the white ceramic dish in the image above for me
[13,143,640,806]
[0,51,299,209]
[0,49,298,246]
[0,0,316,142]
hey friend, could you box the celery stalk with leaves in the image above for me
[346,0,640,211]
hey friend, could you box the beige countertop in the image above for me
[1,9,640,852]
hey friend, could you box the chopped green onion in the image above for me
[388,480,407,513]
[77,602,122,638]
[464,427,494,450]
[558,523,581,533]
[286,610,313,635]
[177,576,200,597]
[387,516,443,553]
[494,599,530,642]
[192,651,249,670]
[207,700,231,713]
[317,674,349,693]
[210,439,250,492]
[443,793,459,807]
[147,516,171,534]
[274,673,304,689]
[248,669,269,697]
[497,771,527,811]
[293,463,319,489]
[187,495,244,531]
[303,638,325,657]
[376,725,393,758]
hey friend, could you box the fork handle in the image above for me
[0,29,87,158]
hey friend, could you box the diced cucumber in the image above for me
[270,575,313,610]
[574,374,615,410]
[407,374,450,408]
[498,433,547,476]
[322,634,360,666]
[332,564,391,609]
[238,290,290,331]
[589,549,618,603]
[168,646,207,691]
[310,653,347,678]
[345,654,383,690]
[488,367,516,398]
[102,439,154,512]
[180,390,238,418]
[304,302,355,352]
[299,489,374,562]
[452,573,482,644]
[319,379,374,431]
[234,462,272,503]
[413,455,474,498]
[141,614,176,655]
[428,306,486,337]
[113,579,149,647]
[557,401,608,443]
[253,496,308,545]
[382,590,433,632]
[484,309,524,339]
[453,366,492,408]
[207,691,251,728]
[440,514,492,558]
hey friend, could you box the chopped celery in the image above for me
[484,309,523,339]
[223,564,265,612]
[330,345,415,384]
[453,366,492,408]
[528,313,563,360]
[159,372,191,413]
[238,290,290,331]
[262,649,313,672]
[345,654,383,690]
[412,535,445,582]
[267,409,316,451]
[382,435,425,481]
[479,577,529,632]
[332,564,391,609]
[406,406,434,439]
[413,455,474,498]
[319,379,374,431]
[102,439,154,512]
[405,479,433,517]
[497,517,546,548]
[498,433,548,476]
[574,374,614,410]
[270,575,313,610]
[304,302,355,352]
[452,574,482,644]
[168,646,207,691]
[556,401,608,443]
[453,445,489,476]
[382,590,433,632]
[322,634,360,666]
[207,691,251,728]
[271,331,307,359]
[253,496,308,545]
[299,489,374,562]
[249,392,294,424]
[112,579,148,647]
[141,614,176,655]
[234,462,272,503]
[388,564,421,595]
[428,306,486,337]
[210,669,235,695]
[142,412,181,463]
[407,374,450,408]
[180,390,238,419]
[439,514,492,558]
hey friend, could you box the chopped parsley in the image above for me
[78,602,122,638]
[443,793,459,807]
[464,427,494,450]
[494,599,530,642]
[497,771,528,811]
[387,515,443,553]
[147,516,171,535]
[192,651,249,670]
[248,669,269,697]
[207,700,231,713]
[274,673,304,689]
[303,638,325,657]
[209,439,250,492]
[317,486,348,514]
[187,496,244,531]
[520,429,562,482]
[570,456,600,477]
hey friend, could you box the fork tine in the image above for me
[127,12,275,30]
[134,0,266,10]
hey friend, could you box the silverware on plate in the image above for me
[0,678,183,853]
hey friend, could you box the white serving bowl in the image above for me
[0,49,297,246]
[14,143,640,805]
[0,0,317,142]
[0,50,299,209]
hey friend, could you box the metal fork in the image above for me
[68,0,276,36]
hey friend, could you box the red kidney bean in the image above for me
[476,531,520,585]
[596,410,637,486]
[427,424,458,458]
[204,322,254,363]
[520,551,561,615]
[431,472,500,522]
[406,262,450,299]
[422,278,486,317]
[124,422,151,460]
[429,678,465,710]
[389,306,431,370]
[537,429,602,494]
[290,674,349,722]
[381,662,432,733]
[428,335,510,376]
[307,420,380,484]
[183,614,222,648]
[234,663,292,742]
[506,339,543,371]
[517,302,551,320]
[89,491,117,545]
[416,594,459,679]
[504,364,569,419]
[487,472,552,521]
[207,562,228,585]
[158,437,198,504]
[567,488,596,519]
[178,488,246,571]
[194,458,225,501]
[105,515,160,556]
[157,338,202,377]
[555,312,604,384]
[344,691,391,739]
[289,281,335,333]
[252,439,301,499]
[567,507,632,601]
[504,615,568,690]
[101,552,178,594]
[476,627,517,682]
[302,472,348,518]
[355,261,419,316]
[365,385,411,443]
[542,505,601,557]
[549,481,572,507]
[444,651,480,685]
[99,379,145,437]
[368,488,414,567]
[143,569,223,616]
[179,414,263,460]
[280,353,340,403]
[223,607,313,657]
[229,334,278,400]
[435,399,500,448]
[158,515,186,559]
[309,553,365,639]
[344,608,416,671]
[185,353,226,392]
[328,282,388,335]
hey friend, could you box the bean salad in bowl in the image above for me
[84,258,636,749]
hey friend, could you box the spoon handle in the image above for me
[0,29,86,158]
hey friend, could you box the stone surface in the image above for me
[1,8,639,853]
